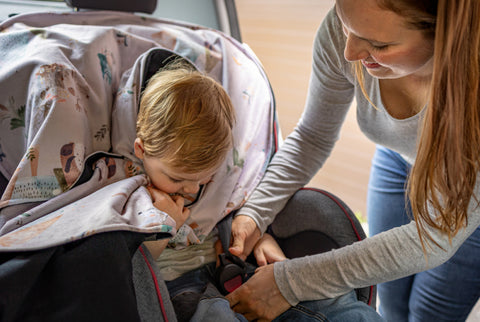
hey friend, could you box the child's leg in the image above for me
[165,264,214,322]
[166,262,249,322]
[191,283,248,322]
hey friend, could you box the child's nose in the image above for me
[183,181,200,194]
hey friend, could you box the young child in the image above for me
[133,60,236,258]
[133,60,287,321]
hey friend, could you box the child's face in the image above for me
[134,138,216,195]
[143,155,215,195]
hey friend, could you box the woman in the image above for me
[226,0,480,321]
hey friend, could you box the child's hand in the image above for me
[147,185,190,228]
[253,233,287,266]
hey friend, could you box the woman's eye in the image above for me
[170,178,183,183]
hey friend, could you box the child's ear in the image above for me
[134,138,145,160]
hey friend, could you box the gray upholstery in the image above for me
[133,247,177,322]
[270,188,376,308]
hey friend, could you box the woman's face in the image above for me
[336,0,434,80]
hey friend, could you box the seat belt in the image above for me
[214,213,249,295]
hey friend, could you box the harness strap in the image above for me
[214,213,248,295]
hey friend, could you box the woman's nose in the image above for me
[344,34,369,62]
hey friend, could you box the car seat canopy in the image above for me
[0,11,277,251]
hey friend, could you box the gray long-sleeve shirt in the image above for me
[239,7,480,306]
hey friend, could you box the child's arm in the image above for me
[253,233,287,266]
[143,185,190,259]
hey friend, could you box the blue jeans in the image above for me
[166,263,382,322]
[367,145,480,322]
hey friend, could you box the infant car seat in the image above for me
[0,0,275,320]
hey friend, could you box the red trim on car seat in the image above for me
[301,187,375,306]
[273,121,279,152]
[368,285,374,306]
[139,246,169,322]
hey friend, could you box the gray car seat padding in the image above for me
[270,188,376,308]
[133,246,178,322]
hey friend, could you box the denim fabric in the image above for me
[166,262,383,321]
[191,282,248,322]
[165,263,217,322]
[367,145,480,322]
[275,291,382,322]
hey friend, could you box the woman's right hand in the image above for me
[229,214,261,260]
[147,185,190,228]
[226,263,291,321]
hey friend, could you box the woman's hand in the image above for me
[226,264,291,321]
[147,185,190,228]
[253,233,287,266]
[229,215,261,260]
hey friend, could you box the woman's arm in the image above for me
[228,203,480,320]
[276,196,480,305]
[231,8,355,260]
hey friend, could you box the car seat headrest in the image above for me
[65,0,157,14]
[141,49,197,92]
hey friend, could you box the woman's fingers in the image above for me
[229,215,261,260]
[227,264,291,321]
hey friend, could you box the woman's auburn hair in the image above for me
[355,0,480,250]
[409,0,480,248]
[136,60,235,173]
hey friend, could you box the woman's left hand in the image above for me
[253,233,287,266]
[226,264,291,321]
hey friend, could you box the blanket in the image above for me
[0,10,276,251]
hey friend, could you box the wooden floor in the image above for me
[235,1,480,319]
[236,0,376,219]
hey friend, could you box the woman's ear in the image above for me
[134,138,145,160]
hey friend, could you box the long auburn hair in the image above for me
[411,0,480,248]
[357,0,480,249]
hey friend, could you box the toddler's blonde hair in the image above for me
[136,60,235,173]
